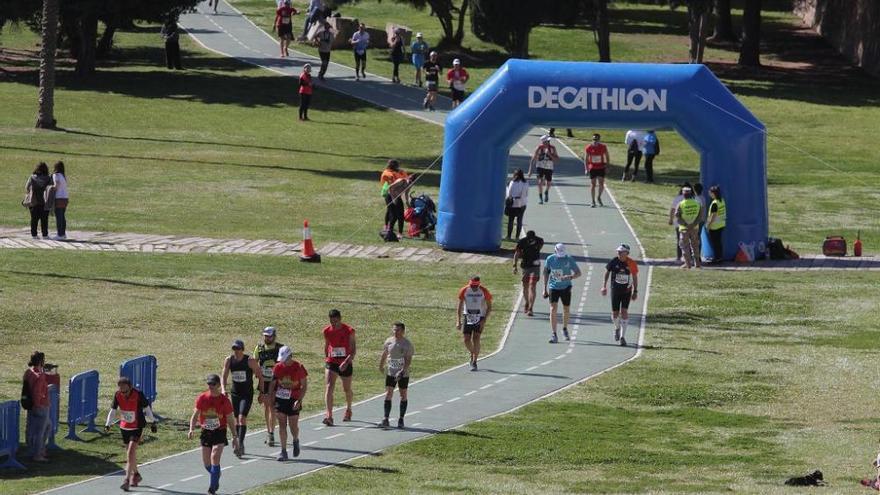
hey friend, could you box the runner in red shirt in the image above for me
[322,309,357,425]
[188,374,237,495]
[105,377,158,492]
[456,275,493,371]
[269,345,308,461]
[273,0,298,58]
[298,63,313,121]
[446,59,469,108]
[584,133,610,208]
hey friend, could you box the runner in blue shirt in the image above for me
[410,33,429,87]
[542,243,581,343]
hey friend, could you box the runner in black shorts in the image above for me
[270,345,308,461]
[600,244,639,346]
[255,327,282,446]
[514,231,545,316]
[105,377,157,491]
[379,322,414,428]
[529,135,559,205]
[422,51,441,111]
[589,168,606,179]
[189,374,237,495]
[221,339,264,458]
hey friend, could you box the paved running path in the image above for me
[45,2,634,494]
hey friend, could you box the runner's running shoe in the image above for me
[343,409,353,422]
[322,416,334,427]
[380,418,390,428]
[563,327,570,341]
[293,439,300,457]
[549,333,558,344]
[614,328,620,342]
[620,337,627,347]
[398,418,405,428]
[132,472,142,487]
[277,449,288,462]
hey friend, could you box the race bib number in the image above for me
[203,417,220,430]
[551,269,565,280]
[275,387,292,400]
[330,346,347,358]
[453,80,466,91]
[590,154,603,162]
[120,410,136,424]
[614,273,630,285]
[465,313,482,325]
[387,358,404,375]
[538,160,554,170]
[262,367,273,379]
[231,371,247,383]
[281,17,291,24]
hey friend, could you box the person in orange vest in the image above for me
[584,133,610,208]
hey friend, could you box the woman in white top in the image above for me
[505,169,529,240]
[52,161,69,240]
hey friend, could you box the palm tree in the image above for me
[35,0,60,129]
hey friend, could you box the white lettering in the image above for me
[545,86,559,109]
[627,88,648,111]
[558,87,579,109]
[647,89,667,112]
[588,88,602,109]
[526,86,668,112]
[600,88,618,110]
[528,86,547,108]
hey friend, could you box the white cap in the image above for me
[277,345,292,363]
[616,244,631,253]
[453,58,461,65]
[540,134,551,143]
[262,326,276,336]
[416,32,423,38]
[429,51,438,57]
[554,243,567,257]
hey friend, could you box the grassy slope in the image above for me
[0,249,514,494]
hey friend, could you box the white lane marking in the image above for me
[464,390,478,396]
[313,426,325,431]
[446,397,461,403]
[221,465,235,471]
[303,441,318,446]
[241,458,259,464]
[526,366,538,371]
[480,384,494,390]
[351,427,365,432]
[540,360,553,366]
[157,484,174,489]
[566,348,574,354]
[494,377,509,384]
[425,403,443,410]
[179,474,202,482]
[412,423,422,427]
[408,410,421,416]
[555,354,566,360]
[324,433,344,440]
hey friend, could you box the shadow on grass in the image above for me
[0,446,120,481]
[2,270,457,312]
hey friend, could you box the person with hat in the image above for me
[410,32,429,86]
[422,51,442,111]
[543,243,581,343]
[269,345,308,461]
[221,339,264,458]
[528,134,559,205]
[456,276,493,371]
[513,230,545,316]
[446,58,469,108]
[378,322,414,428]
[322,309,357,425]
[298,63,313,121]
[255,326,283,447]
[273,0,298,58]
[600,244,639,346]
[668,182,691,262]
[188,374,237,495]
[349,22,370,80]
[676,186,703,269]
[105,376,158,491]
[584,133,610,208]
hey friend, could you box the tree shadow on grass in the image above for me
[0,445,121,482]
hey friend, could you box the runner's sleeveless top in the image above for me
[230,354,254,395]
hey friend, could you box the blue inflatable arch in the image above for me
[437,60,768,257]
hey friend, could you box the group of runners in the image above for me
[528,132,613,208]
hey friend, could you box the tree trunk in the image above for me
[428,0,455,47]
[510,24,530,58]
[36,0,60,130]
[738,0,762,66]
[594,0,610,62]
[452,0,468,47]
[711,0,737,42]
[687,2,710,63]
[696,8,709,62]
[96,22,116,59]
[75,12,98,76]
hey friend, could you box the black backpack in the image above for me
[767,237,786,260]
[380,229,399,242]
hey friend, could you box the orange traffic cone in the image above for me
[735,242,751,264]
[300,219,321,263]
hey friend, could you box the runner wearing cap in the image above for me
[411,33,429,86]
[422,51,441,111]
[221,339,264,457]
[379,322,414,428]
[513,230,545,316]
[105,377,158,492]
[322,309,356,426]
[600,244,639,346]
[529,135,559,205]
[446,59,469,108]
[456,276,493,371]
[255,326,283,447]
[584,133,610,207]
[543,243,582,343]
[269,345,308,461]
[188,374,237,495]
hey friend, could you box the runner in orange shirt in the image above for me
[584,133,610,208]
[188,374,237,495]
[322,309,357,426]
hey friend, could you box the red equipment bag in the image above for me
[822,236,847,256]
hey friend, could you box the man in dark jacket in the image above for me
[161,18,183,70]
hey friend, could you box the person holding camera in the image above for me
[22,351,51,462]
[105,376,158,491]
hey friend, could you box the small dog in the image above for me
[785,470,825,486]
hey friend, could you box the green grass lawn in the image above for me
[0,249,515,494]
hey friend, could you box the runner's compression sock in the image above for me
[210,464,221,488]
[612,316,620,329]
[239,425,247,444]
[621,318,628,339]
[204,464,211,473]
[384,400,392,419]
[400,400,408,418]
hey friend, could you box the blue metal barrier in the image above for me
[66,370,100,441]
[120,355,159,417]
[0,400,25,470]
[47,384,60,450]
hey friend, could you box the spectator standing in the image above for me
[25,162,51,239]
[350,23,370,80]
[422,51,441,111]
[380,160,410,235]
[623,129,645,181]
[298,64,313,121]
[161,18,183,70]
[23,351,50,461]
[642,130,660,183]
[390,29,405,84]
[675,186,703,269]
[51,161,68,240]
[693,182,707,249]
[410,33,428,86]
[446,59,469,108]
[315,22,334,81]
[274,0,298,58]
[301,0,323,40]
[706,185,726,263]
[668,182,690,262]
[505,169,528,240]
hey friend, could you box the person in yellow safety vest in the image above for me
[675,187,702,269]
[706,185,726,264]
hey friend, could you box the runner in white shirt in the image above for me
[528,135,558,205]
